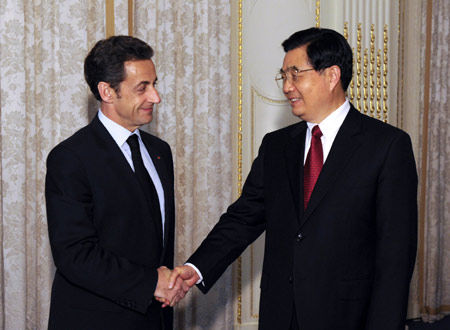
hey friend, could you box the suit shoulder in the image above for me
[46,124,95,166]
[359,112,410,139]
[49,122,92,152]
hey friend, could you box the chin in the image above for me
[291,107,306,119]
[141,115,153,125]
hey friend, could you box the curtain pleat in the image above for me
[419,0,450,322]
[0,1,104,328]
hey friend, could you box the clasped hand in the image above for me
[154,265,200,307]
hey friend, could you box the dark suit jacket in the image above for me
[188,106,418,330]
[46,114,175,330]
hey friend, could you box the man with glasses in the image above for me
[168,27,418,330]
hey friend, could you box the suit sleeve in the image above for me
[45,145,157,313]
[187,136,269,293]
[366,132,418,330]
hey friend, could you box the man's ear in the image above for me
[98,82,113,103]
[327,65,342,91]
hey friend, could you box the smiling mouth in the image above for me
[288,97,302,104]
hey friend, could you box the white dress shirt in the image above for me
[304,99,350,164]
[98,109,166,236]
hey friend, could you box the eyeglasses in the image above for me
[275,67,315,88]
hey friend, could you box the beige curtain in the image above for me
[0,0,104,328]
[0,0,232,329]
[418,0,450,322]
[134,1,234,329]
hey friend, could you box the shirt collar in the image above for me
[98,109,141,147]
[306,99,350,139]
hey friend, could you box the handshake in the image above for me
[154,265,200,307]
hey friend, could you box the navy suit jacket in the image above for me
[188,106,418,330]
[46,114,175,330]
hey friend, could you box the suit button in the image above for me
[289,276,293,283]
[296,233,303,242]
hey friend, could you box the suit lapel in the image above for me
[91,115,137,181]
[285,121,307,222]
[302,106,362,225]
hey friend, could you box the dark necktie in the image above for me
[304,125,323,210]
[127,134,163,246]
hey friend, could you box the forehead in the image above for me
[282,46,310,70]
[123,59,156,83]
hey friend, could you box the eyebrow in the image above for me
[279,66,299,73]
[134,78,158,90]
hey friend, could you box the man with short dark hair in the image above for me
[46,35,184,330]
[169,27,418,330]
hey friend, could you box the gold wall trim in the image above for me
[344,21,389,123]
[251,87,289,105]
[315,1,320,27]
[237,0,243,325]
[382,25,388,122]
[398,0,405,128]
[419,0,433,315]
[128,0,134,36]
[370,24,375,117]
[105,0,115,38]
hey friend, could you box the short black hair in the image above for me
[282,27,353,91]
[84,35,154,101]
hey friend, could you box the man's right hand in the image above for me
[168,265,200,290]
[154,266,190,307]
